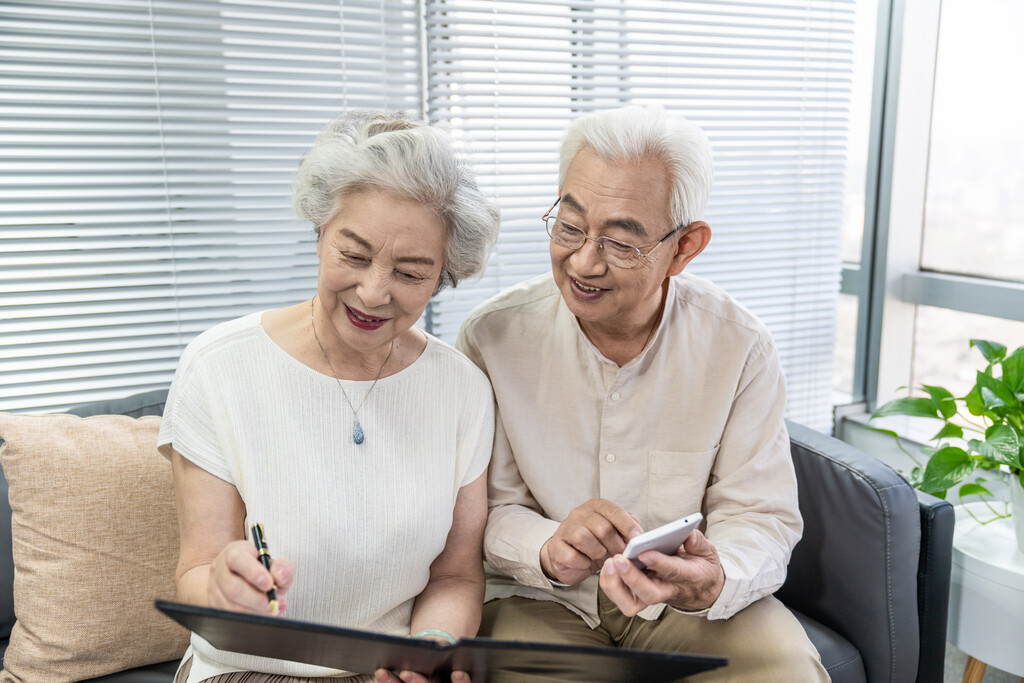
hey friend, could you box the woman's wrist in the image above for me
[412,628,457,644]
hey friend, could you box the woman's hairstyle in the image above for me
[558,105,714,228]
[293,110,500,292]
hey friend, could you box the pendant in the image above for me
[352,420,365,445]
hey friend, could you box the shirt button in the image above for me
[606,453,616,463]
[611,392,620,401]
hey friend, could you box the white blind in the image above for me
[0,0,422,412]
[425,0,853,431]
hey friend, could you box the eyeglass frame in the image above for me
[542,197,686,269]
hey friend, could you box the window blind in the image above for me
[0,0,422,412]
[425,0,854,431]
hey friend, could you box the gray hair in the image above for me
[559,105,714,228]
[293,110,500,292]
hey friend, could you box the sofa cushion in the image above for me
[0,412,189,682]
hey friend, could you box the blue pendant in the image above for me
[352,420,365,445]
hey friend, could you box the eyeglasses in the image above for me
[542,198,684,269]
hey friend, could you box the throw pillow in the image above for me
[0,412,189,682]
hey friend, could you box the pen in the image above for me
[250,523,279,615]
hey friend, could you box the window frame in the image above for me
[841,0,1024,414]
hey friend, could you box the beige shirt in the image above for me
[456,272,801,625]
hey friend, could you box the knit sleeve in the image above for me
[456,363,494,489]
[157,337,237,486]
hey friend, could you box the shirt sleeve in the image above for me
[456,318,562,591]
[156,340,236,485]
[457,366,495,488]
[698,335,803,620]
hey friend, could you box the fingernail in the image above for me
[399,672,414,683]
[614,557,631,572]
[629,528,641,539]
[602,559,616,574]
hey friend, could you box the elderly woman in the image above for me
[157,110,500,683]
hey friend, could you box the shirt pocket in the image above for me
[647,446,719,529]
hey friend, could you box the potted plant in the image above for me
[870,340,1024,549]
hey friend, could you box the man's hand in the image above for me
[539,498,643,585]
[598,529,725,615]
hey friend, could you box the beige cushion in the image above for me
[0,413,189,682]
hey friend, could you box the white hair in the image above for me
[293,110,500,291]
[559,105,714,227]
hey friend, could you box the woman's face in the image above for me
[316,187,447,355]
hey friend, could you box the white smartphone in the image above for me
[622,512,703,569]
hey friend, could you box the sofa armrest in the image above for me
[914,490,953,683]
[777,420,922,683]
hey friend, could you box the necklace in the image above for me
[309,297,394,445]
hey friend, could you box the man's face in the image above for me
[550,147,679,335]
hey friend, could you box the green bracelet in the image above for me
[412,628,457,644]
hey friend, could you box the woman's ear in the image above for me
[666,221,711,277]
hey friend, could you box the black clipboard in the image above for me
[156,600,726,682]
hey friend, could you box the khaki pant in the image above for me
[479,593,830,683]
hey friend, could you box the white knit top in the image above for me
[157,312,493,680]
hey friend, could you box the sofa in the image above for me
[0,391,953,682]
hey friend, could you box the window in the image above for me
[0,0,421,412]
[920,0,1024,283]
[858,0,1024,411]
[4,0,876,434]
[427,0,872,432]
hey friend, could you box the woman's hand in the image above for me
[170,449,296,616]
[374,669,470,683]
[206,538,296,616]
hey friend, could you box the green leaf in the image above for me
[957,483,994,498]
[1003,346,1024,393]
[920,446,973,495]
[971,339,1007,363]
[965,385,986,416]
[871,397,941,420]
[968,427,1021,469]
[922,385,958,419]
[864,426,900,439]
[931,422,963,440]
[977,371,1018,410]
[985,423,1020,451]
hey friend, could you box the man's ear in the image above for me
[666,221,711,277]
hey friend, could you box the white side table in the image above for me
[947,503,1024,682]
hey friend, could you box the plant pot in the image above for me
[1011,474,1024,554]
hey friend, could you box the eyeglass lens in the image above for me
[547,217,641,267]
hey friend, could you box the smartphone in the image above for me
[622,512,703,569]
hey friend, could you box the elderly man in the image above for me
[456,106,828,682]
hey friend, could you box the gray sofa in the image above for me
[0,391,953,682]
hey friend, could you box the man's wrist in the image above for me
[539,540,556,581]
[539,540,574,587]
